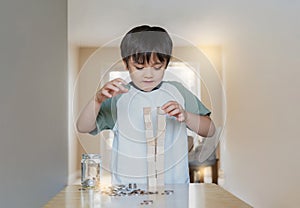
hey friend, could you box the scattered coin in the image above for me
[140,199,153,205]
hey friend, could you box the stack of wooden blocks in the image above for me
[143,107,166,192]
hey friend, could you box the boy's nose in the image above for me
[144,67,153,78]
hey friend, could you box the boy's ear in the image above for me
[123,60,129,70]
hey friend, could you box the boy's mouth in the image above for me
[141,81,156,91]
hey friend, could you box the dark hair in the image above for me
[120,25,173,67]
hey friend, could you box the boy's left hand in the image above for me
[161,101,187,122]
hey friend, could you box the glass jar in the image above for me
[81,154,101,188]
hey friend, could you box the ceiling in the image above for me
[68,0,232,47]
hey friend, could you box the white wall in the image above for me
[75,47,122,155]
[68,44,85,184]
[220,2,300,208]
[0,0,68,207]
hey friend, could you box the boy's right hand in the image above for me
[95,78,129,103]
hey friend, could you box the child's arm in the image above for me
[76,78,128,133]
[161,101,215,137]
[184,112,215,137]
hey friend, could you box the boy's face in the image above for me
[125,54,167,92]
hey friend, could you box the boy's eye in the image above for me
[135,66,144,70]
[134,64,163,70]
[154,65,163,70]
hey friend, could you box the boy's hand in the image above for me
[95,78,129,103]
[161,101,187,122]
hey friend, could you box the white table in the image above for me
[44,183,252,208]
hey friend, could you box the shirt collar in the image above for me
[129,81,163,92]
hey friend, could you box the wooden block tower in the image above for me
[156,107,166,186]
[143,107,166,191]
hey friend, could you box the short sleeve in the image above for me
[89,98,116,135]
[168,81,211,116]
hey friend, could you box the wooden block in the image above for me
[143,107,152,114]
[157,116,166,128]
[147,146,155,164]
[157,133,165,146]
[145,121,152,129]
[157,132,165,153]
[156,151,164,172]
[147,139,156,147]
[147,145,155,156]
[157,119,165,147]
[156,107,165,187]
[143,107,153,132]
[156,155,164,186]
[156,171,164,186]
[156,165,164,176]
[147,145,156,162]
[147,160,156,175]
[157,119,166,131]
[144,114,151,122]
[144,107,166,190]
[148,176,157,189]
[147,179,157,192]
[145,130,154,140]
[157,107,165,115]
[147,160,157,191]
[156,146,164,155]
[157,107,166,131]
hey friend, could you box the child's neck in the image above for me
[130,81,163,92]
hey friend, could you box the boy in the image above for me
[76,25,215,185]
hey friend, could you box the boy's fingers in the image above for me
[101,90,112,98]
[161,101,176,109]
[161,101,186,122]
[109,79,129,92]
[116,82,129,92]
[164,105,176,114]
[99,81,129,100]
[113,78,127,84]
[177,114,185,122]
[113,78,127,86]
[162,102,181,113]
